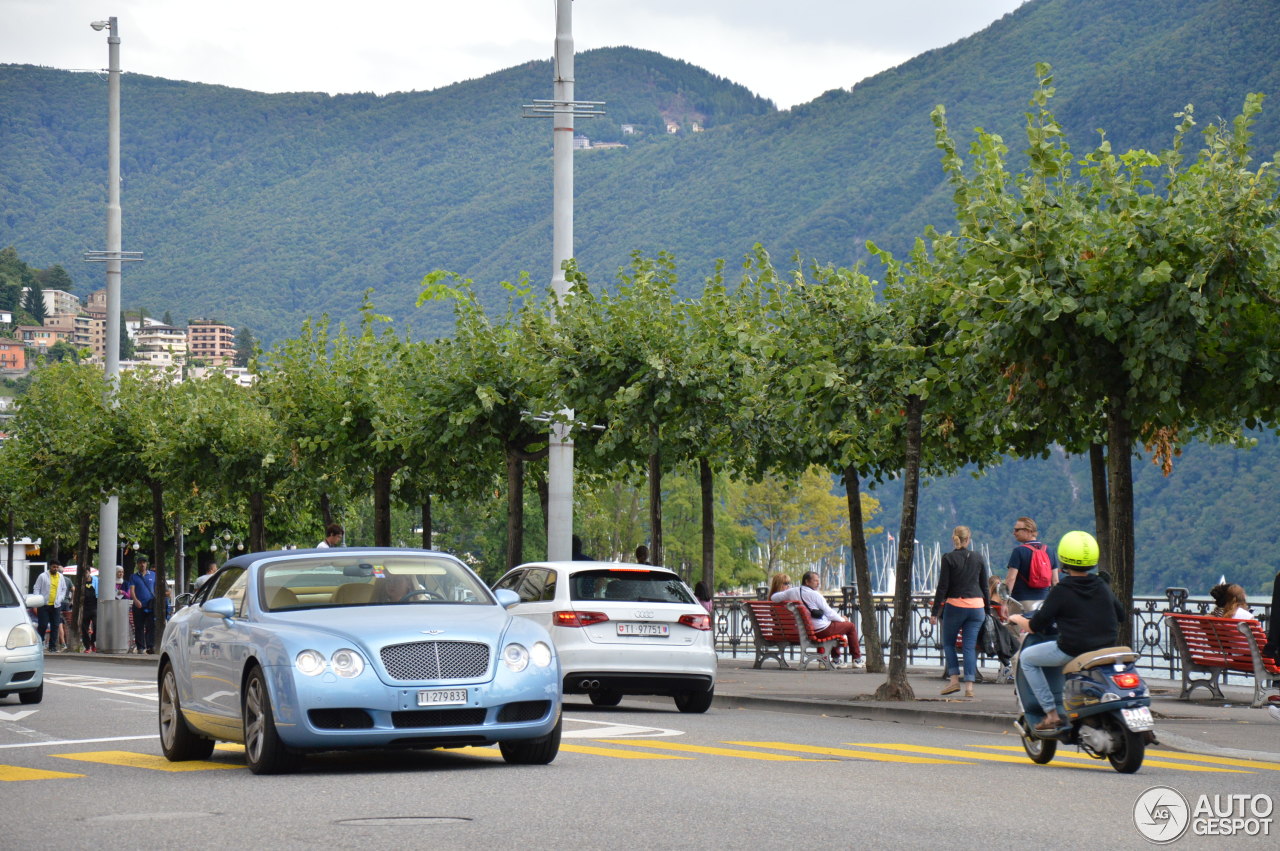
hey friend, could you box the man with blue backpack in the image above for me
[1004,516,1057,612]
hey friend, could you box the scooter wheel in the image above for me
[1020,717,1057,764]
[1105,716,1145,774]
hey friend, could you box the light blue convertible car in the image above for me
[158,548,561,774]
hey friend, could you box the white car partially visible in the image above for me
[0,570,45,704]
[494,561,717,713]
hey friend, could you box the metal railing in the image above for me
[711,588,1272,685]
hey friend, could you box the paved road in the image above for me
[2,657,1277,848]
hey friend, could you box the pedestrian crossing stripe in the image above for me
[52,751,241,772]
[724,741,969,764]
[0,765,84,781]
[974,745,1254,773]
[841,742,1111,769]
[594,739,821,761]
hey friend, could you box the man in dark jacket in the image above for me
[1008,530,1123,731]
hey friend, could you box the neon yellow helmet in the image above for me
[1057,530,1099,569]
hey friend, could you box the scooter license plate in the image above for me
[1122,706,1154,732]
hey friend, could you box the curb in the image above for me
[708,692,1017,735]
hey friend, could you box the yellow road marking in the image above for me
[843,743,1109,770]
[214,743,244,753]
[1147,749,1280,771]
[561,743,690,760]
[596,739,819,761]
[975,745,1252,773]
[52,751,241,772]
[0,764,84,781]
[725,741,969,764]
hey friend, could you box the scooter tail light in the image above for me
[1112,672,1141,689]
[553,610,609,627]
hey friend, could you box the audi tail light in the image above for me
[554,610,609,628]
[679,613,712,631]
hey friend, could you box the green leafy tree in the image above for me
[934,68,1280,639]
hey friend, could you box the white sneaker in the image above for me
[851,658,865,668]
[833,660,852,669]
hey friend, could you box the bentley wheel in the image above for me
[500,716,561,765]
[243,666,295,774]
[159,663,214,761]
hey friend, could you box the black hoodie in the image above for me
[1027,572,1125,656]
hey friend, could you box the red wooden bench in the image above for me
[743,600,847,671]
[1163,613,1280,708]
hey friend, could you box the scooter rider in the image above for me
[1007,531,1125,732]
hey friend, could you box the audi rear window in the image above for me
[570,569,694,604]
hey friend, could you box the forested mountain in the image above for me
[3,0,1280,595]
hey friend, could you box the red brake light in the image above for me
[679,613,711,631]
[1112,672,1141,689]
[554,610,609,628]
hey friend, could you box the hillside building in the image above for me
[187,320,236,366]
[0,340,26,371]
[133,323,187,367]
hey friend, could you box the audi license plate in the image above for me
[1121,706,1154,731]
[617,623,669,637]
[418,688,468,706]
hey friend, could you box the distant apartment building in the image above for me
[0,340,26,371]
[18,325,67,349]
[187,320,236,366]
[42,289,81,317]
[86,289,107,319]
[133,324,187,367]
[188,364,255,387]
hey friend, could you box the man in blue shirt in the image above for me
[129,556,156,654]
[1004,516,1058,612]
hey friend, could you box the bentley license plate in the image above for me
[418,688,467,706]
[1121,706,1154,731]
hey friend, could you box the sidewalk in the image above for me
[50,650,1280,761]
[708,657,1280,762]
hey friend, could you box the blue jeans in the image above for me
[1020,639,1073,714]
[941,605,986,682]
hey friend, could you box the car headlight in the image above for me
[296,649,326,676]
[530,641,553,668]
[502,643,530,672]
[331,648,365,678]
[6,623,38,650]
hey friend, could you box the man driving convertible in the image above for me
[1007,530,1125,732]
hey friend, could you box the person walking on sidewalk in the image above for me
[1004,516,1057,611]
[772,571,862,667]
[128,556,157,654]
[32,560,70,652]
[1007,530,1123,732]
[931,525,989,698]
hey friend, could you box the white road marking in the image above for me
[562,717,682,738]
[43,674,157,702]
[0,734,157,750]
[0,710,39,722]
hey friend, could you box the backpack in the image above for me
[1022,543,1053,588]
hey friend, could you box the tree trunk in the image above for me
[648,427,663,566]
[1105,395,1136,646]
[149,480,168,644]
[373,467,394,547]
[506,449,524,570]
[6,510,14,581]
[248,491,267,553]
[876,394,923,701]
[699,457,715,593]
[320,492,332,527]
[844,464,883,673]
[1089,443,1110,570]
[421,495,432,550]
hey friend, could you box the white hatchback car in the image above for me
[0,570,45,704]
[494,561,716,712]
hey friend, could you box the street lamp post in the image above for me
[85,16,140,654]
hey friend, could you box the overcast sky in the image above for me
[2,0,1026,110]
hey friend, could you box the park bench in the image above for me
[1163,612,1280,708]
[743,600,848,671]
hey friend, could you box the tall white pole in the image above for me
[93,17,126,652]
[546,0,575,562]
